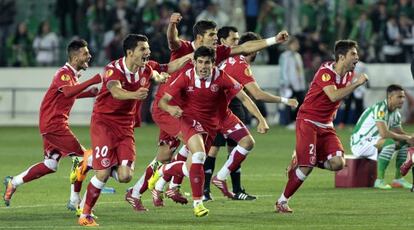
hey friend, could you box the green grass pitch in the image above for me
[1,125,414,229]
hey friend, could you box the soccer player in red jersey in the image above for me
[203,28,299,201]
[126,13,288,209]
[275,40,368,213]
[157,46,268,217]
[3,39,101,207]
[77,34,190,226]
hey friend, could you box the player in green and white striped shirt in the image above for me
[351,84,414,189]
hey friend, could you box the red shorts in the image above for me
[220,112,250,143]
[296,119,344,167]
[91,117,135,170]
[152,106,181,150]
[179,116,216,152]
[42,128,84,158]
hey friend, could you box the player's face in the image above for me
[75,47,92,71]
[200,29,218,48]
[389,90,406,110]
[131,41,151,67]
[344,47,359,72]
[222,31,240,47]
[195,56,213,78]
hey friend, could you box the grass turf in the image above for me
[0,125,414,229]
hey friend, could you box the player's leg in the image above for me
[166,145,189,204]
[203,133,225,201]
[275,119,316,213]
[375,138,395,189]
[401,147,414,177]
[391,143,412,188]
[214,126,253,199]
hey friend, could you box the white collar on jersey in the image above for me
[122,57,144,83]
[65,62,80,76]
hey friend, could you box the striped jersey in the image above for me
[351,99,401,145]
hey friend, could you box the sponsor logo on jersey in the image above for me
[105,69,113,78]
[210,83,219,92]
[244,67,253,77]
[61,74,71,81]
[321,73,331,82]
[140,77,146,86]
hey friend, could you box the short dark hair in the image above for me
[239,32,261,45]
[334,40,358,61]
[217,26,238,44]
[123,34,148,56]
[387,84,404,96]
[67,39,88,58]
[193,20,217,38]
[194,46,216,62]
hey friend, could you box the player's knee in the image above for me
[118,174,132,183]
[329,157,345,171]
[43,158,59,171]
[239,135,255,150]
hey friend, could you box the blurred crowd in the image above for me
[0,0,413,68]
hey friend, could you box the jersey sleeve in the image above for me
[314,70,335,89]
[55,71,75,91]
[165,74,186,98]
[216,45,232,64]
[148,60,168,73]
[222,71,243,100]
[373,102,387,122]
[224,61,256,86]
[103,66,122,87]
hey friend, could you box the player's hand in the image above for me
[275,30,289,44]
[287,98,299,108]
[356,73,368,85]
[91,73,102,84]
[170,13,182,24]
[135,87,149,100]
[257,120,269,134]
[159,72,170,83]
[168,106,183,118]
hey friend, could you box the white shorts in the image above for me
[351,135,381,161]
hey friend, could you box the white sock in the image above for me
[278,194,288,203]
[193,199,203,208]
[155,178,167,191]
[70,184,80,204]
[131,174,145,199]
[111,169,119,182]
[169,181,179,189]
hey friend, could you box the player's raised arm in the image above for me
[236,90,269,134]
[107,80,149,100]
[158,93,183,118]
[230,30,289,56]
[152,71,170,83]
[166,53,193,73]
[61,73,102,98]
[167,12,183,51]
[244,82,298,107]
[323,73,368,102]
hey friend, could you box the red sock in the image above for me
[283,168,305,199]
[228,151,247,171]
[83,183,102,215]
[172,175,184,185]
[22,163,55,183]
[189,163,204,198]
[74,180,82,192]
[139,164,154,194]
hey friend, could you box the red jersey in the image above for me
[39,63,80,135]
[93,57,154,128]
[297,61,354,123]
[154,40,232,107]
[165,67,242,130]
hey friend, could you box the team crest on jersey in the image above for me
[61,74,71,81]
[105,69,113,78]
[210,84,219,92]
[140,77,146,86]
[101,158,110,167]
[187,86,194,92]
[233,82,241,90]
[377,111,385,119]
[321,73,331,82]
[244,67,253,77]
